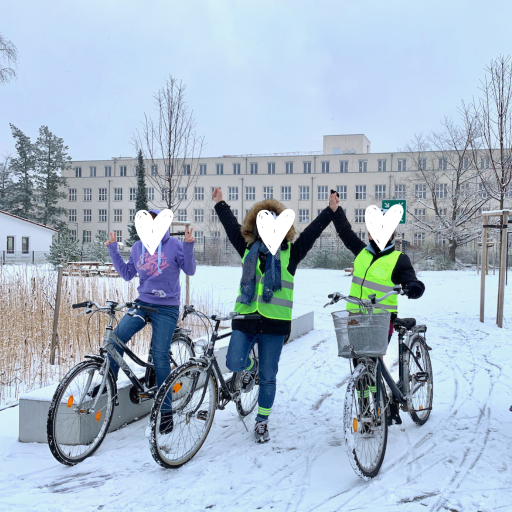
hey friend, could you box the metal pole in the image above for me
[186,274,190,306]
[480,217,488,323]
[50,265,64,364]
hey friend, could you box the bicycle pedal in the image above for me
[197,410,208,421]
[415,372,429,383]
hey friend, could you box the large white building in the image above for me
[56,134,489,247]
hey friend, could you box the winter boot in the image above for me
[387,402,402,426]
[254,420,270,443]
[241,358,259,393]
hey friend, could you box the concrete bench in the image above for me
[18,311,314,443]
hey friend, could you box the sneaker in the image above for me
[241,358,259,393]
[254,421,270,443]
[387,402,402,426]
[159,411,174,435]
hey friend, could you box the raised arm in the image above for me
[212,187,246,258]
[175,226,196,276]
[332,195,366,256]
[288,206,335,273]
[106,233,137,281]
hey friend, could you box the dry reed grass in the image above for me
[0,265,227,404]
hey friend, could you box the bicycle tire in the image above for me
[344,363,388,480]
[149,361,217,468]
[404,335,433,425]
[170,331,195,370]
[47,360,115,466]
[234,348,260,417]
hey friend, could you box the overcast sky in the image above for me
[1,0,511,161]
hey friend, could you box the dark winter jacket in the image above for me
[215,200,336,336]
[332,206,425,299]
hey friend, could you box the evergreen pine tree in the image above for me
[126,149,149,246]
[88,231,110,264]
[34,126,70,228]
[9,124,36,219]
[45,229,81,266]
[0,155,14,212]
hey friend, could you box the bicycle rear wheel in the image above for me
[149,361,217,468]
[404,335,433,425]
[344,362,388,480]
[234,348,259,417]
[170,330,195,370]
[47,360,115,465]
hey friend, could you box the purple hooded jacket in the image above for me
[107,209,196,305]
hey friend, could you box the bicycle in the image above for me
[148,305,260,468]
[324,285,433,480]
[47,299,195,466]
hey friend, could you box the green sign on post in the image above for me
[382,199,406,224]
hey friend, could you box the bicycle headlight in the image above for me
[194,338,208,354]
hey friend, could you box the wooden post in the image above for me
[50,265,64,365]
[480,217,488,323]
[493,242,496,275]
[496,210,509,328]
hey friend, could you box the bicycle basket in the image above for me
[331,308,391,358]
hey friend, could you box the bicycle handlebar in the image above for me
[72,301,158,314]
[325,286,405,308]
[181,305,261,322]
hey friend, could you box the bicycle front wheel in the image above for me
[47,360,116,466]
[149,361,217,468]
[344,362,388,480]
[405,335,433,425]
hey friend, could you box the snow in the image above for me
[1,267,512,511]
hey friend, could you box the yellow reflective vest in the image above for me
[234,243,294,321]
[347,249,401,313]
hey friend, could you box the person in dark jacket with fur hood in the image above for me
[213,187,337,442]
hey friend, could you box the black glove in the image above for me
[405,281,424,299]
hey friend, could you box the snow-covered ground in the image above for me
[1,267,511,512]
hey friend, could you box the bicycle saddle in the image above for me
[393,317,416,330]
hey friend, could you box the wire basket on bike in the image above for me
[331,307,391,358]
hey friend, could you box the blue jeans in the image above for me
[108,300,179,412]
[226,330,285,422]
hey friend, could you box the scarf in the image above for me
[240,240,282,304]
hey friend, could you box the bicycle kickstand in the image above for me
[239,414,249,432]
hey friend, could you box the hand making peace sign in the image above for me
[184,226,195,243]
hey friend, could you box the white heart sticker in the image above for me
[365,205,403,251]
[135,209,174,255]
[256,209,295,255]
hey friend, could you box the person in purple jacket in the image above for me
[105,209,196,434]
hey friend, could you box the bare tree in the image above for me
[0,34,18,85]
[471,55,512,211]
[134,76,204,215]
[403,115,488,262]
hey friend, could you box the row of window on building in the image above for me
[69,203,452,227]
[68,182,497,204]
[72,227,442,249]
[73,156,496,178]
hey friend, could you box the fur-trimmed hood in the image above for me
[241,199,296,244]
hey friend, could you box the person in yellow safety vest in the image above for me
[212,187,337,443]
[330,192,425,425]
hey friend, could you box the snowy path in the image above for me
[1,269,511,512]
